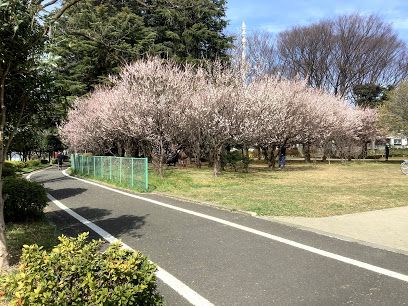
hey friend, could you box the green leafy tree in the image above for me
[52,2,157,97]
[0,0,81,270]
[52,0,232,97]
[380,81,408,133]
[352,84,391,109]
[144,0,232,63]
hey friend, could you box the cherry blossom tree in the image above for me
[61,57,379,177]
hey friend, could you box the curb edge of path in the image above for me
[259,216,408,256]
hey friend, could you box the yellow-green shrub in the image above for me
[5,160,26,170]
[26,159,41,167]
[1,233,163,306]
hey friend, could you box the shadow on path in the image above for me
[46,206,147,240]
[33,173,74,184]
[47,187,88,201]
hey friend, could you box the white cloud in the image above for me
[260,23,286,34]
[392,18,408,30]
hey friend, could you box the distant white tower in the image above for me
[241,20,247,81]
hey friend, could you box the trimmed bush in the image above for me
[5,160,26,171]
[3,177,48,222]
[40,159,49,164]
[390,148,408,157]
[1,233,163,306]
[2,161,29,177]
[26,159,41,167]
[2,164,16,177]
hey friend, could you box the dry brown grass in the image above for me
[149,161,408,217]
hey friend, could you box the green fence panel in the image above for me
[70,155,148,192]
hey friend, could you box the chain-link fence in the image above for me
[71,155,148,192]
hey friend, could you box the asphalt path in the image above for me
[31,168,408,305]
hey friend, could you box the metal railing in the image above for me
[71,155,148,192]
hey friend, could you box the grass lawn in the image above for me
[148,160,408,217]
[5,219,60,266]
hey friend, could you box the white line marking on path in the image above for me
[60,169,408,283]
[28,169,213,306]
[26,167,51,180]
[47,193,214,306]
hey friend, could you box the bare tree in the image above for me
[277,14,408,99]
[278,21,334,90]
[231,30,280,80]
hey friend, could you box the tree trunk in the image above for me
[303,143,311,163]
[254,146,260,160]
[213,145,223,176]
[158,140,164,178]
[124,138,138,157]
[194,152,202,168]
[193,141,202,168]
[267,145,276,169]
[360,141,368,159]
[117,141,123,157]
[0,190,7,270]
[195,154,202,168]
[322,142,330,162]
[0,66,10,269]
[153,137,165,178]
[242,145,250,172]
[0,175,7,268]
[260,146,268,162]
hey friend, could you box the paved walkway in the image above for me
[272,206,408,255]
[30,168,408,305]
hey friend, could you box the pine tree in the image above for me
[51,0,233,98]
[145,0,232,63]
[52,2,156,97]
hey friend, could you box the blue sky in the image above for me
[225,0,408,43]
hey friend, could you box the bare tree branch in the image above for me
[52,0,82,20]
[41,0,59,9]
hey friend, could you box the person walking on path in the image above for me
[57,151,64,170]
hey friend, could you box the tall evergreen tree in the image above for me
[52,2,156,97]
[52,0,232,98]
[352,84,391,109]
[144,0,232,63]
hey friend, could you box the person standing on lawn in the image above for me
[279,145,286,169]
[385,142,390,161]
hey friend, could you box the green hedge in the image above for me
[6,160,26,170]
[2,161,24,177]
[2,163,17,177]
[3,177,48,222]
[1,233,163,305]
[26,159,41,167]
[368,148,408,158]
